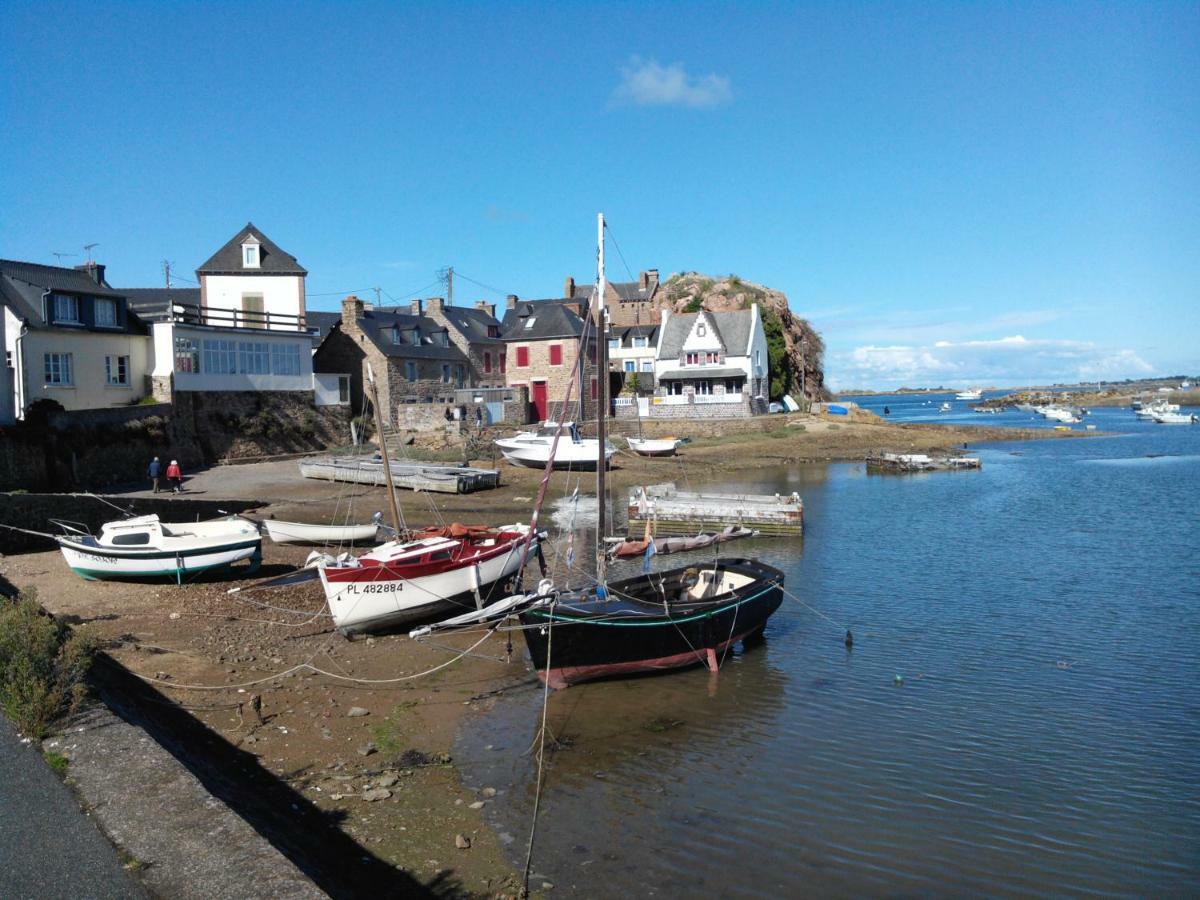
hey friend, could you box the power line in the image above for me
[307,287,374,297]
[603,222,638,284]
[453,271,514,298]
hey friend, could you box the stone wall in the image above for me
[645,396,755,419]
[0,493,262,555]
[506,336,600,422]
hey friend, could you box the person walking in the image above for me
[166,459,183,493]
[474,405,483,429]
[147,456,162,493]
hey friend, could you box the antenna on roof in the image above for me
[439,266,454,305]
[83,243,99,264]
[51,251,76,265]
[163,260,173,289]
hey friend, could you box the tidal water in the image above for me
[457,399,1200,896]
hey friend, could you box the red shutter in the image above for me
[516,346,529,368]
[549,344,562,365]
[483,352,492,373]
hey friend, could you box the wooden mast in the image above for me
[366,363,404,535]
[594,212,608,587]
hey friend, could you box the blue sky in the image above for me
[2,1,1196,389]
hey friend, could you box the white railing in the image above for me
[613,396,635,407]
[652,393,744,406]
[696,393,743,404]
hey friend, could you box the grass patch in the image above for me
[0,591,96,739]
[43,750,70,778]
[371,700,420,756]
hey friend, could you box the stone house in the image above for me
[563,269,660,328]
[313,296,470,425]
[650,305,768,418]
[1,259,152,417]
[414,297,507,390]
[500,296,600,423]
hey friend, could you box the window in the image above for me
[456,365,465,388]
[500,352,506,374]
[632,336,648,349]
[516,346,530,368]
[706,351,719,365]
[95,298,119,327]
[725,379,742,393]
[587,342,596,363]
[487,325,500,338]
[441,364,451,384]
[549,344,563,366]
[241,293,265,328]
[641,360,653,372]
[440,332,449,348]
[53,294,80,324]
[44,352,73,385]
[483,351,492,373]
[624,360,635,373]
[411,329,421,346]
[523,316,537,330]
[338,375,350,403]
[696,379,713,395]
[175,337,199,373]
[668,381,683,395]
[406,361,417,382]
[105,355,130,386]
[608,338,620,352]
[270,343,301,376]
[391,326,402,345]
[239,341,270,374]
[685,352,700,366]
[203,339,237,374]
[242,243,259,267]
[697,323,706,337]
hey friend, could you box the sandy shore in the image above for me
[0,415,1074,894]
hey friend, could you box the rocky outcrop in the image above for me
[658,273,828,402]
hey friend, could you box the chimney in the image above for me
[75,262,106,286]
[639,270,649,290]
[410,298,423,315]
[342,294,365,323]
[474,300,496,319]
[647,268,659,286]
[564,276,575,298]
[506,294,519,311]
[427,296,445,313]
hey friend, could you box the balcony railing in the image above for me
[653,392,744,406]
[167,302,317,334]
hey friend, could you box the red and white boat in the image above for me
[314,523,544,634]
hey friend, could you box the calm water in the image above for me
[457,400,1200,896]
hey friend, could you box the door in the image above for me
[532,381,548,422]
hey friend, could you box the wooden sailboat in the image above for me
[310,366,544,634]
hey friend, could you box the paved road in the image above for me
[0,716,146,899]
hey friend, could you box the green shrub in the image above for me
[0,592,96,739]
[44,750,69,777]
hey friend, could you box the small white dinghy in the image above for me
[263,514,382,545]
[626,436,686,457]
[55,514,261,583]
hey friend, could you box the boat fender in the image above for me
[537,578,555,596]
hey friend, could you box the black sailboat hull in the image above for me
[518,558,784,688]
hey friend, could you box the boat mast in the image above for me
[595,212,608,587]
[366,363,404,535]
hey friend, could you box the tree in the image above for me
[762,307,794,399]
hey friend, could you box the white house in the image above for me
[1,260,152,417]
[124,224,318,395]
[651,304,768,416]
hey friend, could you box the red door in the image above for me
[532,381,548,422]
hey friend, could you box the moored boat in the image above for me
[494,421,616,470]
[626,436,686,457]
[263,516,381,545]
[55,514,261,583]
[955,388,983,401]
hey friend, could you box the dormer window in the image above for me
[487,325,499,338]
[440,332,449,348]
[391,325,402,345]
[411,329,421,346]
[241,236,261,269]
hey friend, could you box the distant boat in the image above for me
[939,402,952,412]
[1151,411,1197,424]
[263,516,382,545]
[55,514,261,583]
[1042,406,1081,424]
[494,421,616,470]
[973,406,1001,414]
[866,452,981,472]
[627,436,686,457]
[955,388,983,401]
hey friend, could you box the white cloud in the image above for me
[831,335,1154,390]
[611,57,732,109]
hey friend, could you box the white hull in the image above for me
[495,438,614,469]
[317,527,541,633]
[264,519,379,544]
[955,390,982,401]
[1152,412,1196,424]
[627,437,683,457]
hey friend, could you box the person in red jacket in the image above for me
[166,459,183,493]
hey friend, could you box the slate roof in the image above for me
[500,299,588,341]
[196,222,307,276]
[658,367,748,381]
[122,288,201,318]
[0,260,145,334]
[306,311,342,341]
[438,305,504,345]
[569,279,658,303]
[357,309,468,362]
[614,324,658,344]
[657,310,755,360]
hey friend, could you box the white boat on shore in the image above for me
[494,421,616,470]
[263,516,382,545]
[55,514,261,583]
[626,436,686,457]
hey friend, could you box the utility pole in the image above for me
[163,260,172,289]
[373,287,382,308]
[446,266,454,306]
